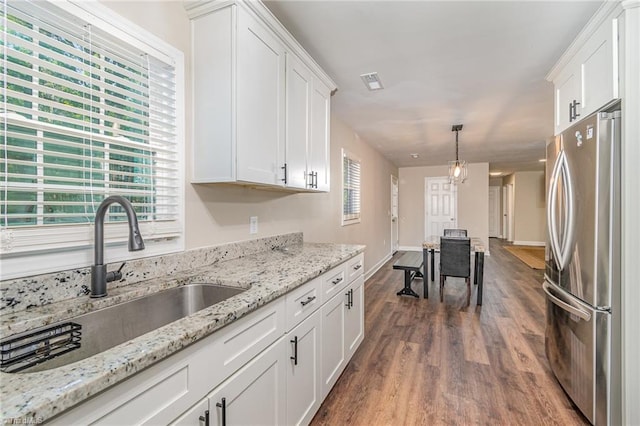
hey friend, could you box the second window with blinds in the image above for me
[342,149,361,226]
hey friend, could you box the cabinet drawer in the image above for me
[216,297,286,375]
[346,253,364,283]
[321,263,347,304]
[285,277,322,331]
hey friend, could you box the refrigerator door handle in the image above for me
[547,150,574,271]
[547,151,563,268]
[558,153,575,270]
[543,281,591,321]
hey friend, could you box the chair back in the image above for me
[439,237,471,278]
[443,228,467,237]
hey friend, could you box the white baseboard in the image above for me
[365,253,392,281]
[513,240,545,246]
[398,245,421,252]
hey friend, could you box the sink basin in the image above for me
[1,284,246,373]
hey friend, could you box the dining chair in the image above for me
[439,237,472,305]
[443,228,468,237]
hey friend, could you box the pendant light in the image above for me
[448,124,468,184]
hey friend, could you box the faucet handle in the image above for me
[106,262,126,283]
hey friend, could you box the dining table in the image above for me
[422,236,486,305]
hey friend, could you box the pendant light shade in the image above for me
[448,124,468,184]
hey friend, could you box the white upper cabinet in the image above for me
[236,9,286,185]
[548,4,620,134]
[187,1,336,190]
[285,55,332,191]
[285,54,312,190]
[309,77,331,192]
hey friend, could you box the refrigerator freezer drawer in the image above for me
[544,281,611,425]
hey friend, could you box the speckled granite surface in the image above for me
[1,233,303,313]
[0,239,364,423]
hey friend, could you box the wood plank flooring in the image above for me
[310,238,589,426]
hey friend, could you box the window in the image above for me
[1,0,184,279]
[342,149,360,225]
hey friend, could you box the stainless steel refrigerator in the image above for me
[544,100,621,425]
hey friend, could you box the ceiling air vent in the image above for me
[360,72,384,91]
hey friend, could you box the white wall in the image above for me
[398,163,489,249]
[101,1,398,279]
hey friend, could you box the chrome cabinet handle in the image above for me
[216,398,226,426]
[199,409,210,426]
[290,336,298,365]
[300,295,316,306]
[542,281,591,321]
[345,289,353,309]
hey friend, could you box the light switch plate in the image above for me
[250,216,258,234]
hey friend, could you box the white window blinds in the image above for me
[342,149,361,224]
[1,0,183,274]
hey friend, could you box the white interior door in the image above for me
[425,177,458,240]
[507,184,515,242]
[502,186,508,238]
[489,186,501,238]
[391,175,399,254]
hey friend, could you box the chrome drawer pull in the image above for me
[300,296,316,306]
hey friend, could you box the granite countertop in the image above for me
[0,242,365,423]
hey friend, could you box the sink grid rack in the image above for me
[0,322,82,373]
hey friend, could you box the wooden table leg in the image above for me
[423,249,428,298]
[396,270,419,298]
[474,253,478,285]
[476,252,484,305]
[430,249,435,282]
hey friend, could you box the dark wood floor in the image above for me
[311,238,589,426]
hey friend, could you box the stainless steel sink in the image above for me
[1,284,246,373]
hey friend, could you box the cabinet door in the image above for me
[581,16,617,117]
[320,290,346,398]
[285,55,311,190]
[236,8,286,185]
[345,275,365,360]
[309,77,331,192]
[286,309,322,426]
[555,65,580,134]
[208,338,287,426]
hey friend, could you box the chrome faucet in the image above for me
[90,196,145,298]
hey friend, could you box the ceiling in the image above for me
[264,0,603,176]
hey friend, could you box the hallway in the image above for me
[311,238,588,425]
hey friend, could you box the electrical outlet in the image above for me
[250,216,258,234]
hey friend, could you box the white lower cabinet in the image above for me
[208,337,287,426]
[320,288,346,398]
[286,309,322,426]
[172,336,287,426]
[345,275,365,360]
